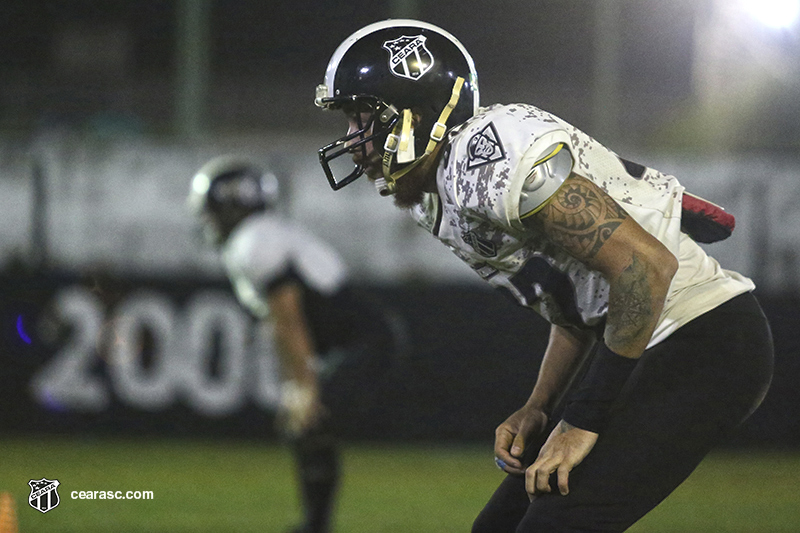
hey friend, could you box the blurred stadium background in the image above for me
[1,0,800,531]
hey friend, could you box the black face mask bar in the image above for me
[318,96,399,191]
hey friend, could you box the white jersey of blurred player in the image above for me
[220,211,348,321]
[411,103,754,348]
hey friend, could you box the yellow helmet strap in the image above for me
[379,76,465,195]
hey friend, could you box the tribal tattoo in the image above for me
[530,175,628,260]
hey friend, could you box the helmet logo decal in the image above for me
[382,35,434,80]
[467,122,506,169]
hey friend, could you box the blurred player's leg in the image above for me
[291,422,340,533]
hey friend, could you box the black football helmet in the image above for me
[315,19,479,194]
[187,156,279,246]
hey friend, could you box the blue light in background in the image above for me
[17,315,32,344]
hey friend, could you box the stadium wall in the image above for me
[1,270,798,448]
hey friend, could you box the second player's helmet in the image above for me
[315,19,480,193]
[187,156,279,246]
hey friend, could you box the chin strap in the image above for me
[377,76,466,196]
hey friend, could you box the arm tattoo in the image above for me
[606,253,653,344]
[533,177,628,260]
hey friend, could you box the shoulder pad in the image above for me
[518,140,573,219]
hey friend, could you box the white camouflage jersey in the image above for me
[221,212,348,320]
[412,104,754,348]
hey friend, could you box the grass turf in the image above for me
[1,437,798,532]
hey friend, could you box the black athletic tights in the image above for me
[472,292,774,533]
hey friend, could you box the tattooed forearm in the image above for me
[532,176,628,260]
[605,253,654,346]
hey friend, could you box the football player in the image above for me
[314,20,774,532]
[188,156,397,533]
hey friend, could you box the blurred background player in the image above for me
[314,20,774,533]
[188,156,398,533]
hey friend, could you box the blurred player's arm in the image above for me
[266,281,323,436]
[494,324,595,475]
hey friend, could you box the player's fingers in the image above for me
[493,456,521,475]
[525,461,552,499]
[528,457,558,495]
[494,427,523,471]
[557,464,571,496]
[494,426,514,456]
[494,425,513,451]
[524,466,537,499]
[510,432,525,458]
[535,463,555,494]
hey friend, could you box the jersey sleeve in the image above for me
[241,229,292,291]
[452,107,575,232]
[484,126,574,231]
[223,218,293,317]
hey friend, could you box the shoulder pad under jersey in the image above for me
[517,136,574,220]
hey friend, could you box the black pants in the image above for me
[472,292,774,533]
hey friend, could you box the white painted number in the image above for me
[31,286,282,415]
[30,287,109,411]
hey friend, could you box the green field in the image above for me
[2,437,799,532]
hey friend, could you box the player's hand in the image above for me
[278,380,324,437]
[493,405,549,475]
[526,420,598,498]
